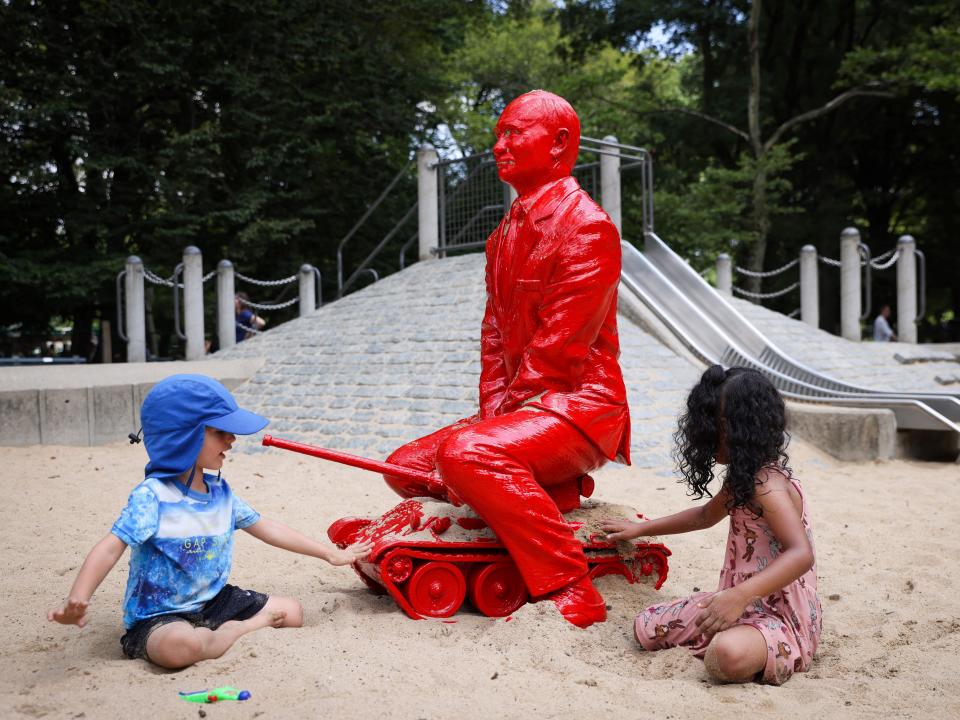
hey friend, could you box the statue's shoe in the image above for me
[549,575,607,629]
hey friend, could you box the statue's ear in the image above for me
[552,128,570,160]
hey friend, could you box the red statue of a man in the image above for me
[384,90,629,628]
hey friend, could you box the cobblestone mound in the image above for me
[215,253,701,469]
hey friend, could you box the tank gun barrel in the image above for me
[262,435,435,486]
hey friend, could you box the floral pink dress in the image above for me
[635,470,821,685]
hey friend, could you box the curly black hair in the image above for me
[672,365,790,513]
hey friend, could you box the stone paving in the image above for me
[215,253,701,471]
[729,298,960,394]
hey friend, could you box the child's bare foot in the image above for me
[246,608,287,631]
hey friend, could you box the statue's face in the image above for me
[493,96,567,194]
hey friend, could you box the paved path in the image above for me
[216,253,701,471]
[730,298,960,393]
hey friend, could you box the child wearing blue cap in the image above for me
[48,374,371,669]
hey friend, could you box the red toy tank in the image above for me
[263,435,671,620]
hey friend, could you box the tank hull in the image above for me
[329,498,671,620]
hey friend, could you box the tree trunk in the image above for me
[71,308,94,361]
[745,0,767,298]
[747,163,771,299]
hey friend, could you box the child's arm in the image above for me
[47,533,127,627]
[601,487,730,541]
[695,474,814,637]
[243,517,373,565]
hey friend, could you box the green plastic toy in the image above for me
[179,686,251,703]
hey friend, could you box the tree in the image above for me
[563,0,893,294]
[0,0,479,357]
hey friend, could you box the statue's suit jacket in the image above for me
[479,175,631,464]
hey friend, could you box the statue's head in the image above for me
[493,90,580,195]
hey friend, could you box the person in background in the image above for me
[235,292,266,342]
[873,303,896,342]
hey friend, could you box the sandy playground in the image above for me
[2,435,959,719]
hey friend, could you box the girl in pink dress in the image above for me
[603,365,821,685]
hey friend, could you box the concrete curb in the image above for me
[0,359,263,446]
[786,402,896,461]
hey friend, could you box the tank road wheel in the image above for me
[406,561,467,618]
[468,561,528,618]
[385,555,414,584]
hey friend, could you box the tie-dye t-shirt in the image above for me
[111,474,260,628]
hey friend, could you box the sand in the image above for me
[3,436,959,719]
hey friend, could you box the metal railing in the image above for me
[335,135,654,295]
[435,136,653,257]
[336,158,416,297]
[436,151,505,255]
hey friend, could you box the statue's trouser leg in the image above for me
[383,418,474,500]
[435,409,606,598]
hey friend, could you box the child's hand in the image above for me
[600,518,645,542]
[47,598,90,628]
[327,540,374,566]
[694,589,748,637]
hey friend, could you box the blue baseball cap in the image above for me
[140,374,269,479]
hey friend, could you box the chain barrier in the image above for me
[819,248,899,270]
[235,271,298,287]
[732,281,800,300]
[734,257,799,278]
[143,267,182,288]
[787,307,801,319]
[869,249,900,270]
[145,267,280,286]
[238,296,300,311]
[236,321,263,335]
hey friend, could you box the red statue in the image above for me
[383,90,630,628]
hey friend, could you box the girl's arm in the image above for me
[601,487,730,541]
[695,474,814,637]
[243,517,372,566]
[48,533,128,627]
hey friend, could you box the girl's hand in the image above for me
[600,518,646,542]
[327,540,374,566]
[47,598,90,628]
[694,589,749,637]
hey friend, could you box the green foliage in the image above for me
[2,0,959,351]
[0,0,477,354]
[841,2,960,97]
[642,142,801,267]
[431,1,681,156]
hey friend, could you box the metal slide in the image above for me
[620,233,960,434]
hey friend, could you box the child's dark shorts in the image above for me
[120,583,268,660]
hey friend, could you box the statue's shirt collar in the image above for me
[513,175,580,225]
